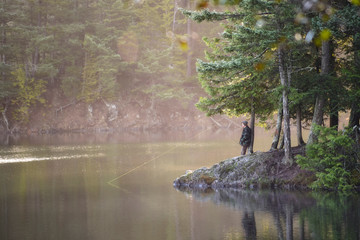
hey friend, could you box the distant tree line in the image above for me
[0,0,217,131]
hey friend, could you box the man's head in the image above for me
[242,121,248,128]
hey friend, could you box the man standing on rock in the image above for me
[239,121,252,155]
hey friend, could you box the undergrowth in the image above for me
[296,125,360,192]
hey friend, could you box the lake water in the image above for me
[0,129,359,240]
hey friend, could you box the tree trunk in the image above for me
[278,47,292,164]
[349,35,360,128]
[329,100,339,130]
[1,0,6,80]
[299,218,305,240]
[1,4,5,65]
[249,102,255,154]
[273,192,285,240]
[270,99,283,150]
[308,40,331,145]
[186,0,192,77]
[329,41,338,130]
[285,206,294,240]
[308,95,325,145]
[279,130,284,149]
[296,105,305,146]
[349,104,360,128]
[172,0,178,32]
[1,101,10,133]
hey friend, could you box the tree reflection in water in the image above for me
[176,187,360,240]
[242,211,256,240]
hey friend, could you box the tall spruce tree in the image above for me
[183,0,307,162]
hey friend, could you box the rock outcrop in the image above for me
[173,146,315,190]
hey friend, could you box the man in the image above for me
[239,120,252,155]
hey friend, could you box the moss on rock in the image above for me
[173,146,313,190]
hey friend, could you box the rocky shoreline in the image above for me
[0,97,242,135]
[173,146,315,191]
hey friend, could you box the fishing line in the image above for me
[107,128,211,189]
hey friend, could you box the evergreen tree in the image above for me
[131,0,194,111]
[0,0,21,131]
[182,0,308,162]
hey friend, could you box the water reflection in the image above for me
[242,211,256,240]
[177,188,360,240]
[0,131,358,240]
[0,129,219,146]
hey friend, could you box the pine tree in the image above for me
[182,0,308,162]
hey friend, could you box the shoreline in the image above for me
[0,125,212,135]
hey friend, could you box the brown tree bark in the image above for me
[249,102,255,154]
[278,47,292,164]
[270,100,283,150]
[296,105,305,146]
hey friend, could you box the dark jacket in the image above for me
[239,126,252,146]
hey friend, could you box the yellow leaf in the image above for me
[320,29,331,41]
[254,62,265,71]
[278,36,287,44]
[314,36,322,47]
[351,0,360,6]
[178,37,189,52]
[322,14,330,22]
[264,51,273,60]
[213,0,219,5]
[196,0,208,9]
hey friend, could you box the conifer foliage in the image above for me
[183,0,307,163]
[183,0,360,165]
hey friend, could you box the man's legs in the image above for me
[241,145,248,155]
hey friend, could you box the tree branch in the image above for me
[181,9,273,23]
[292,66,315,73]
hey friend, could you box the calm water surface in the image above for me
[0,129,359,240]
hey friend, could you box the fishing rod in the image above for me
[107,128,211,189]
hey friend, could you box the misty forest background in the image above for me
[0,0,360,138]
[0,0,225,132]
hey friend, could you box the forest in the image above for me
[0,0,222,132]
[1,0,359,136]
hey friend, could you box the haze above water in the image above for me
[0,129,359,240]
